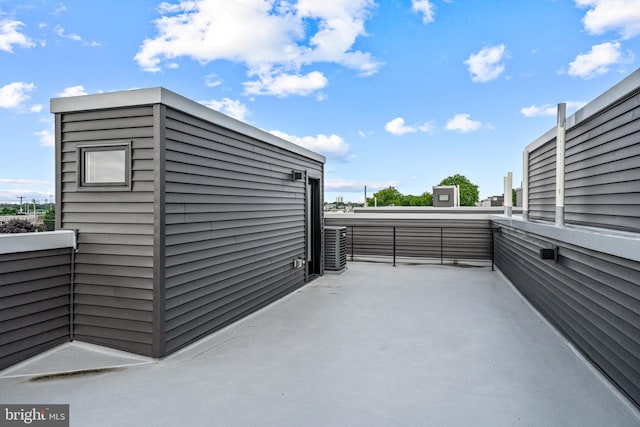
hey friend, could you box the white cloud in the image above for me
[412,0,435,24]
[0,178,51,186]
[29,104,43,113]
[54,25,81,41]
[0,19,34,52]
[567,41,633,78]
[445,114,483,132]
[205,73,222,87]
[270,130,350,159]
[325,178,399,192]
[385,117,416,135]
[134,0,381,96]
[0,179,54,202]
[385,117,436,136]
[34,129,55,147]
[244,71,328,97]
[465,44,507,82]
[418,122,437,134]
[520,101,588,117]
[0,82,36,109]
[158,2,184,13]
[54,4,68,15]
[199,98,250,122]
[296,0,381,76]
[57,85,88,97]
[54,25,100,46]
[576,0,640,39]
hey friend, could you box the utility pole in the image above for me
[364,185,367,208]
[17,196,23,214]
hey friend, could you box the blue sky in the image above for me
[1,0,639,204]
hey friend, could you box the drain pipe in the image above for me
[69,229,78,340]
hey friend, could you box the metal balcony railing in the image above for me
[346,225,494,270]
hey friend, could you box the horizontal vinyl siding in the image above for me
[564,89,640,232]
[0,248,71,370]
[324,216,492,262]
[163,107,323,354]
[494,224,640,408]
[59,106,155,356]
[528,138,556,223]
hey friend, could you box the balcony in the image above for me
[1,261,638,426]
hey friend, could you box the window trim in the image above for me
[438,193,450,202]
[76,142,132,191]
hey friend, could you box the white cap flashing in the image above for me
[0,230,76,255]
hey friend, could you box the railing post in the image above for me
[393,226,396,267]
[522,150,529,221]
[351,225,354,261]
[491,227,495,271]
[504,172,513,217]
[556,102,566,227]
[440,227,444,265]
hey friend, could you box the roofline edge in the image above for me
[50,87,326,164]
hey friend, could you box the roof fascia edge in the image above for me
[50,87,326,164]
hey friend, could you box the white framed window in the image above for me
[438,194,450,202]
[77,142,131,190]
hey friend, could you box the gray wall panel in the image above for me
[494,223,640,407]
[0,248,72,370]
[528,137,556,222]
[57,106,156,356]
[162,106,323,354]
[564,90,640,232]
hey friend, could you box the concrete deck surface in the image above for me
[2,262,638,426]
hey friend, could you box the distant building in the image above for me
[432,185,460,207]
[491,195,504,207]
[336,196,343,204]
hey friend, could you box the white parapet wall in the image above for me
[0,230,76,255]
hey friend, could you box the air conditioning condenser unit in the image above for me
[324,226,347,273]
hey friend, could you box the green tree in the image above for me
[368,187,433,207]
[438,174,479,206]
[43,208,55,231]
[0,207,18,215]
[368,186,403,206]
[401,192,433,206]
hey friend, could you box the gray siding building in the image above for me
[432,185,460,207]
[51,88,325,358]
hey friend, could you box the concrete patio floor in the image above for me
[1,262,639,426]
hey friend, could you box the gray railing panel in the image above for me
[564,90,640,233]
[528,137,556,223]
[0,248,72,370]
[325,216,492,263]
